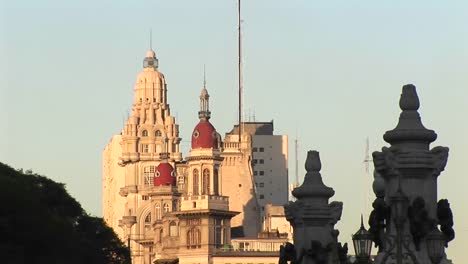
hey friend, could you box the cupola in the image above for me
[154,162,176,186]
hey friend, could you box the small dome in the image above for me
[191,120,218,149]
[146,49,156,58]
[154,162,176,186]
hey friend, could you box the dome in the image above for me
[146,49,156,58]
[154,162,176,186]
[191,120,218,149]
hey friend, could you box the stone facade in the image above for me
[102,49,291,264]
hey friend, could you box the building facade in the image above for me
[103,49,290,264]
[225,122,288,221]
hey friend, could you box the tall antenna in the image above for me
[364,137,371,174]
[294,137,299,187]
[363,137,373,220]
[149,28,152,50]
[237,0,243,144]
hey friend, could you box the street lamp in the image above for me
[122,215,137,263]
[426,229,445,264]
[390,182,409,264]
[352,215,373,264]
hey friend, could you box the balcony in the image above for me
[180,195,229,211]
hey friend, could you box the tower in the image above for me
[103,49,183,264]
[176,84,237,264]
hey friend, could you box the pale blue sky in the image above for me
[1,0,467,262]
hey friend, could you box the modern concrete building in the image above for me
[225,122,289,220]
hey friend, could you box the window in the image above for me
[213,168,219,195]
[155,130,162,137]
[163,203,170,213]
[143,166,156,186]
[252,159,258,164]
[202,169,210,195]
[169,221,178,237]
[214,219,224,246]
[253,147,258,152]
[141,144,149,153]
[259,171,265,176]
[187,228,201,248]
[259,194,264,199]
[253,171,258,176]
[144,213,151,228]
[259,183,264,188]
[142,195,149,200]
[142,130,148,137]
[155,203,161,220]
[259,159,264,164]
[192,169,199,195]
[259,147,264,152]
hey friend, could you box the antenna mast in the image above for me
[363,137,373,219]
[150,29,152,50]
[294,138,299,186]
[237,0,243,144]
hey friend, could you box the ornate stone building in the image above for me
[103,49,291,264]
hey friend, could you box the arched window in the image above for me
[202,168,210,195]
[159,228,163,242]
[163,203,170,213]
[142,130,148,137]
[144,213,151,229]
[192,169,199,195]
[155,204,161,220]
[169,221,178,237]
[187,228,201,248]
[144,213,151,223]
[155,130,162,137]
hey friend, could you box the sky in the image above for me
[1,0,467,262]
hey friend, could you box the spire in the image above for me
[383,84,436,149]
[198,66,211,121]
[143,32,158,69]
[291,151,335,202]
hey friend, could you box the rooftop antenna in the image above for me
[363,137,373,220]
[237,0,243,145]
[149,28,152,50]
[295,135,299,187]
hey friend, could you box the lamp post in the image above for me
[122,215,137,263]
[426,229,446,264]
[389,183,409,264]
[352,215,373,264]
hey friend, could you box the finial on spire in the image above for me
[305,150,321,173]
[203,64,206,89]
[383,84,437,147]
[198,66,211,121]
[400,84,419,111]
[360,214,364,228]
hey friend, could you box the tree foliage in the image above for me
[0,162,130,264]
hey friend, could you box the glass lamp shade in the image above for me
[426,229,446,264]
[352,218,373,260]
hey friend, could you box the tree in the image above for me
[0,162,130,264]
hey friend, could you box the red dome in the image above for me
[191,120,218,149]
[154,162,176,186]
